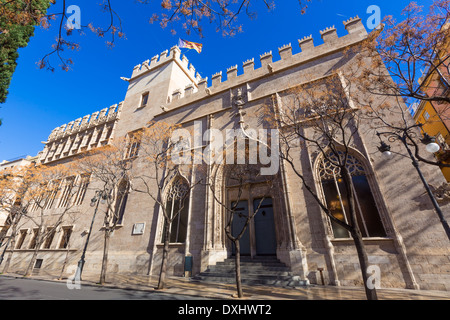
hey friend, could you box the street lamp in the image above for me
[74,189,109,282]
[421,133,441,153]
[377,140,392,159]
[376,131,450,241]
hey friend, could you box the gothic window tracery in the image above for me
[163,177,190,243]
[318,152,386,238]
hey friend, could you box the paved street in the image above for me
[1,273,450,301]
[0,276,211,300]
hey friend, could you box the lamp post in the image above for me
[376,130,450,241]
[74,189,108,282]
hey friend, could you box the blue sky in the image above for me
[0,0,432,161]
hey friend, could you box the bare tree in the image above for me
[0,163,79,276]
[358,0,450,105]
[348,0,450,239]
[130,121,200,290]
[21,164,79,277]
[265,74,379,300]
[2,1,314,73]
[76,138,134,285]
[0,164,33,271]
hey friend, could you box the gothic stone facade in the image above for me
[5,17,450,291]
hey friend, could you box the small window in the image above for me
[34,259,43,269]
[58,177,75,208]
[29,229,39,249]
[44,180,61,210]
[74,174,90,206]
[125,130,142,159]
[59,227,73,249]
[438,75,449,94]
[436,133,449,150]
[113,179,130,225]
[423,110,430,120]
[16,230,28,249]
[43,227,56,249]
[140,92,149,108]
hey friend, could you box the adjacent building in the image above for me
[413,24,450,181]
[0,156,37,243]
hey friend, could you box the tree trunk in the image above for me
[342,168,378,300]
[1,216,19,272]
[58,245,71,280]
[350,228,378,300]
[157,224,171,290]
[24,234,42,277]
[99,228,111,285]
[1,236,15,273]
[234,240,243,298]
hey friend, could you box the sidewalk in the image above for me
[2,272,450,300]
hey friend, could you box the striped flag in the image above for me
[178,38,203,53]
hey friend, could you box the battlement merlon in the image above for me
[298,35,314,52]
[320,25,338,43]
[343,16,367,37]
[46,102,123,142]
[130,45,201,87]
[278,43,292,60]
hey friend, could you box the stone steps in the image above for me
[193,256,309,287]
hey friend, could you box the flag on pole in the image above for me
[178,38,203,53]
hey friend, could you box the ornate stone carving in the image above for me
[318,153,365,180]
[232,87,246,110]
[166,177,189,201]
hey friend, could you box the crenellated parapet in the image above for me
[130,45,202,84]
[40,102,123,163]
[165,16,367,107]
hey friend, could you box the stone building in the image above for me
[2,16,450,291]
[0,156,38,242]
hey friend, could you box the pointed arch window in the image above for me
[114,179,130,225]
[125,130,142,159]
[318,153,386,239]
[162,177,190,243]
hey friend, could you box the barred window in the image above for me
[125,130,142,159]
[113,179,130,225]
[28,228,39,249]
[16,230,28,249]
[59,227,73,249]
[140,92,149,108]
[44,180,61,210]
[74,174,90,206]
[43,227,56,249]
[58,177,75,208]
